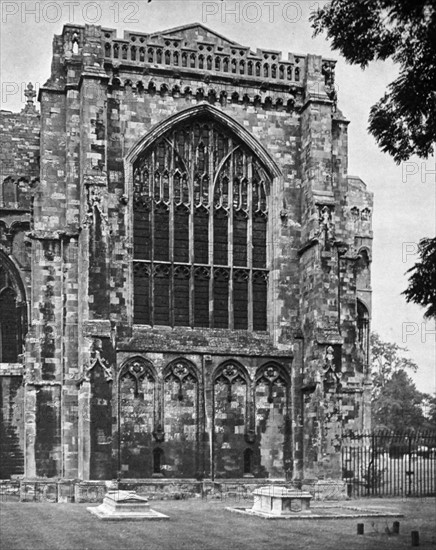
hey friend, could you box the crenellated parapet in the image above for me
[45,23,337,106]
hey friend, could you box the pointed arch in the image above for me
[130,106,273,332]
[89,351,113,480]
[162,358,200,477]
[0,250,27,363]
[0,249,27,304]
[119,355,156,382]
[163,358,199,382]
[118,356,156,478]
[255,361,290,478]
[126,103,281,180]
[213,359,249,385]
[356,299,370,370]
[255,361,290,387]
[213,359,249,478]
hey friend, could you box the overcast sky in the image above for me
[1,0,434,394]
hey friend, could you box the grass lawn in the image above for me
[1,497,435,550]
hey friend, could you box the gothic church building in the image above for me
[0,24,373,483]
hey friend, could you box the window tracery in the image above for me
[133,116,270,330]
[256,363,288,403]
[214,362,247,403]
[164,360,197,401]
[0,254,27,363]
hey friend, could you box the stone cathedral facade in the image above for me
[0,23,373,484]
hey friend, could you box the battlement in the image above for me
[57,23,336,89]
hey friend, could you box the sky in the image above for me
[1,0,435,394]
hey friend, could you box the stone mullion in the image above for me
[247,157,254,331]
[228,143,234,330]
[208,131,214,329]
[188,127,195,327]
[169,136,175,327]
[156,372,164,455]
[150,150,156,326]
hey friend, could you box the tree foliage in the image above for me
[423,394,436,426]
[311,0,436,163]
[403,238,436,318]
[370,333,430,431]
[371,370,427,432]
[370,332,417,396]
[311,2,436,324]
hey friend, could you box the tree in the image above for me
[403,238,436,318]
[311,0,436,162]
[422,394,436,427]
[370,333,428,431]
[370,332,417,396]
[311,1,436,323]
[372,370,427,431]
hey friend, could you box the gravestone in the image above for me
[87,490,169,521]
[252,486,312,516]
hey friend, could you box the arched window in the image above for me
[132,116,270,330]
[213,362,248,477]
[0,289,19,362]
[255,363,289,477]
[118,357,155,478]
[355,249,371,290]
[357,300,370,368]
[0,253,27,363]
[162,359,198,477]
[89,351,113,480]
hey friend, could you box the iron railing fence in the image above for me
[342,430,436,498]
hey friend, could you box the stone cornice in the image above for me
[28,230,80,241]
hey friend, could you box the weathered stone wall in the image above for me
[0,105,38,480]
[0,109,40,181]
[0,22,373,483]
[0,366,25,478]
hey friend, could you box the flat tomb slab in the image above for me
[227,506,404,520]
[87,490,169,521]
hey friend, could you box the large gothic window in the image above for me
[133,116,270,330]
[0,254,26,363]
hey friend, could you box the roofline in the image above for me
[156,22,242,46]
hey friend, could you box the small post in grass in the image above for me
[357,523,364,535]
[393,521,400,534]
